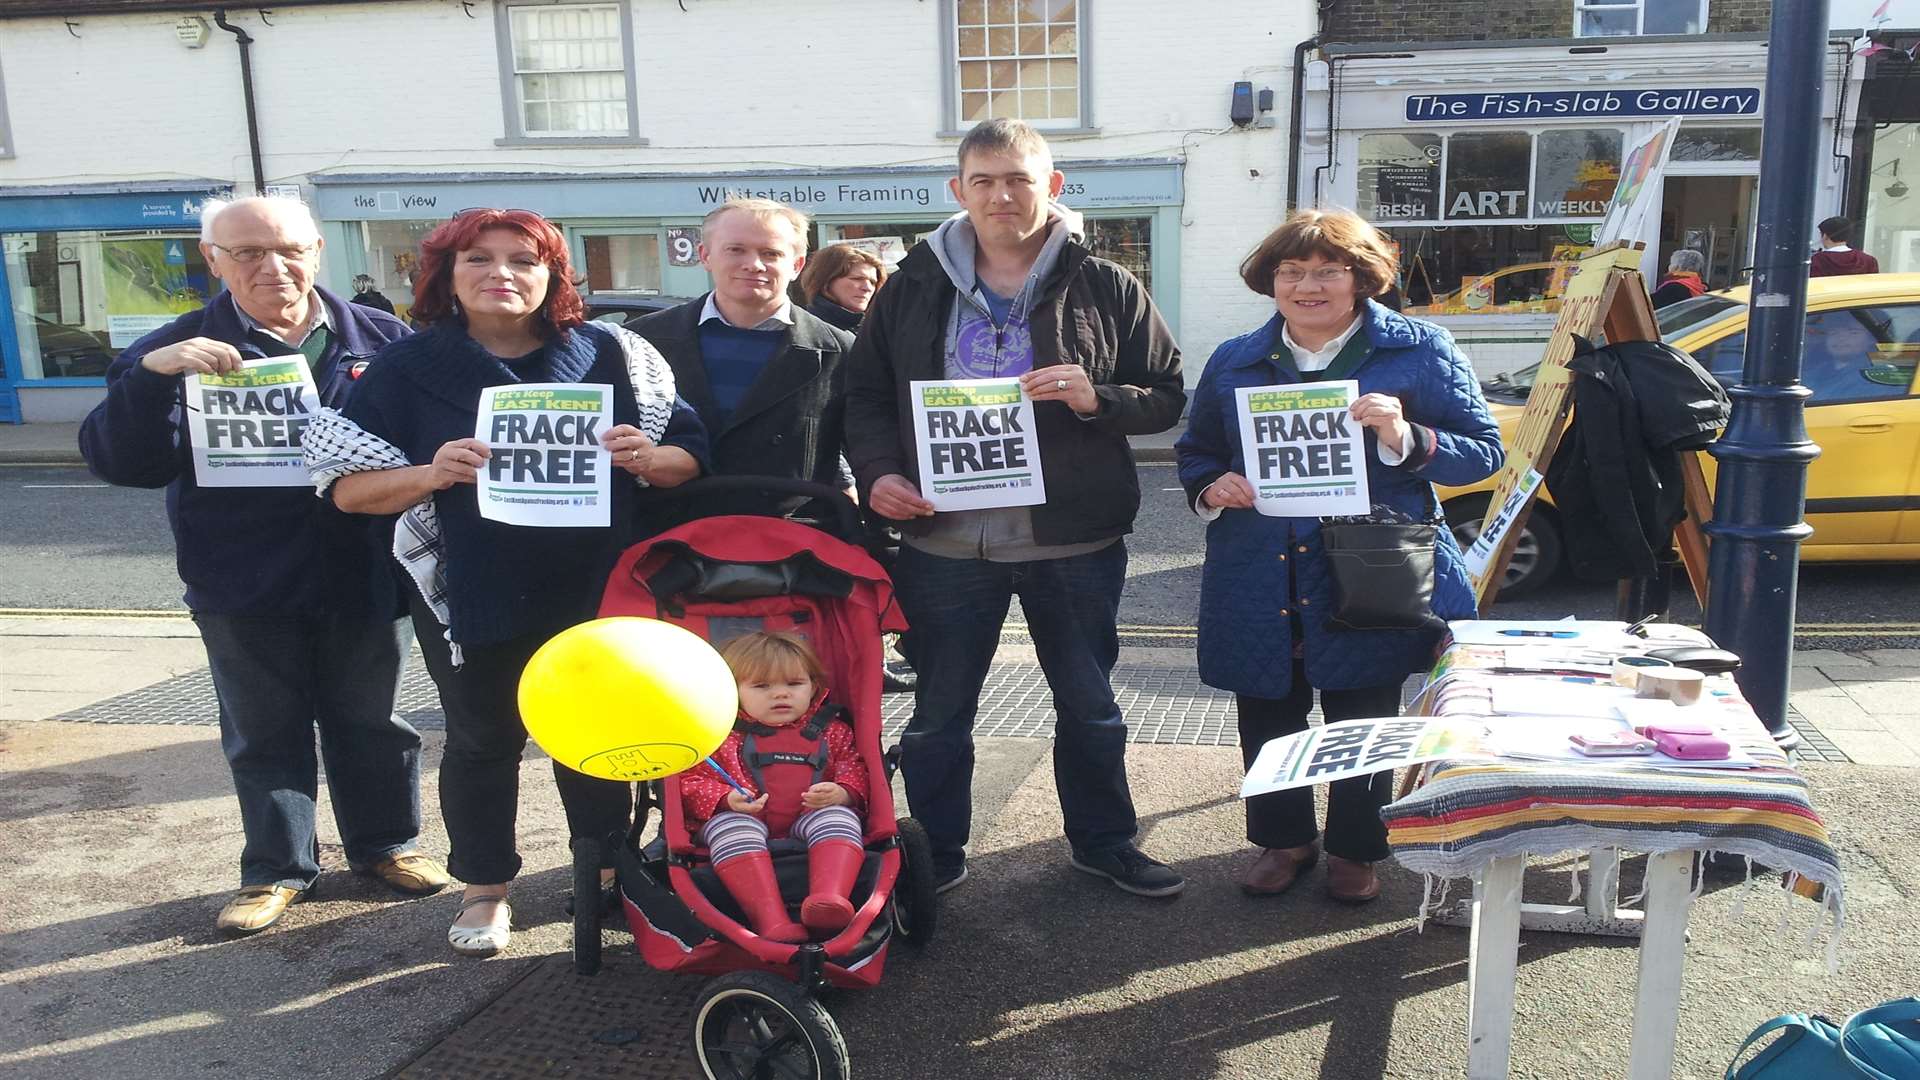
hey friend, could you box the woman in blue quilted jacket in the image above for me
[1176,210,1502,903]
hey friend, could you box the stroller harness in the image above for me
[734,700,850,836]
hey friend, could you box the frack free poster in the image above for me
[474,382,612,528]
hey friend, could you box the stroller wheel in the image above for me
[571,837,603,976]
[693,970,849,1080]
[891,817,939,949]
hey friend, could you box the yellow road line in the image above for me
[0,607,191,619]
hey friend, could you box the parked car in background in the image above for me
[1443,273,1920,596]
[34,316,116,378]
[583,293,688,327]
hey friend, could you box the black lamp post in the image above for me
[1703,0,1831,746]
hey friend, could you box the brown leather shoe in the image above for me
[1326,855,1381,904]
[216,884,305,935]
[1239,844,1319,897]
[355,852,451,897]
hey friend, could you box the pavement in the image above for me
[4,615,1920,1079]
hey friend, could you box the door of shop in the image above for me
[1660,174,1757,291]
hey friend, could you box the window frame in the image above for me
[937,0,1098,138]
[1357,126,1623,229]
[493,0,647,148]
[1572,0,1709,38]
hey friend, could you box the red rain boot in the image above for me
[714,852,806,943]
[800,839,865,934]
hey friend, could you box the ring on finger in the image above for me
[1056,378,1068,391]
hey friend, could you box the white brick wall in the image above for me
[3,0,1316,375]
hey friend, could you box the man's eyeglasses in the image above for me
[209,242,317,264]
[1274,265,1353,285]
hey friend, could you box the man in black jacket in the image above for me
[78,196,447,936]
[845,119,1187,897]
[632,198,854,522]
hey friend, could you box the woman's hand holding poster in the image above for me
[910,377,1046,512]
[1234,379,1370,517]
[474,383,612,528]
[185,356,322,487]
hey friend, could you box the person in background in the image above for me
[351,273,397,315]
[1175,209,1502,904]
[1650,249,1708,308]
[79,195,444,936]
[317,208,708,957]
[798,243,888,333]
[1810,217,1879,277]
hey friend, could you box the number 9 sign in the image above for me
[666,227,700,268]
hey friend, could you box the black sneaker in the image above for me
[882,658,918,693]
[933,863,969,894]
[1070,845,1187,898]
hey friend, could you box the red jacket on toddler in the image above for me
[681,692,869,838]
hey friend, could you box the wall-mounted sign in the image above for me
[1406,88,1760,123]
[665,227,700,267]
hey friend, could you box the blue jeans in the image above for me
[893,541,1137,868]
[195,612,421,890]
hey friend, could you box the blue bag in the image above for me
[1728,999,1920,1079]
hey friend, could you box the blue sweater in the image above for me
[342,321,709,648]
[78,289,411,617]
[696,320,785,430]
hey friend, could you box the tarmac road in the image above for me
[5,463,1918,651]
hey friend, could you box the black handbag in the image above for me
[1318,502,1444,632]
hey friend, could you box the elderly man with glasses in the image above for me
[80,195,447,935]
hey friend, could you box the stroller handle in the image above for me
[655,475,865,545]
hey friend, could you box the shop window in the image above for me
[1534,130,1622,219]
[1575,0,1707,36]
[3,230,211,379]
[1672,125,1762,162]
[1357,133,1442,223]
[946,0,1088,131]
[582,232,662,294]
[360,219,437,324]
[1863,122,1919,274]
[497,2,641,143]
[1442,133,1532,222]
[1391,224,1594,317]
[1086,216,1152,291]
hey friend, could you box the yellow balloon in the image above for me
[518,617,738,782]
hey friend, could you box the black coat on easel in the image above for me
[1545,337,1730,581]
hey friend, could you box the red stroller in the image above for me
[571,478,937,1080]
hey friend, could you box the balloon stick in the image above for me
[704,756,752,796]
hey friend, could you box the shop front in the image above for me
[310,160,1184,330]
[1852,33,1919,274]
[1304,38,1860,375]
[0,185,222,423]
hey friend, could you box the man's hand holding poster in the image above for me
[910,377,1046,512]
[185,356,322,487]
[475,382,613,528]
[1234,379,1370,517]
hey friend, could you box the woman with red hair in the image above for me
[319,208,709,956]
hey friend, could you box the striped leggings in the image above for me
[702,806,863,865]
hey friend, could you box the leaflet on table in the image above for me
[1459,467,1543,578]
[185,355,323,488]
[474,382,612,528]
[1241,716,1488,797]
[910,378,1046,512]
[1232,380,1369,517]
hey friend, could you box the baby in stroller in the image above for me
[681,631,870,944]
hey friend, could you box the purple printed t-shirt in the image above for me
[949,281,1035,380]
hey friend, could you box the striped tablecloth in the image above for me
[1383,650,1845,918]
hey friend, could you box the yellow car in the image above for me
[1442,272,1920,595]
[1406,261,1577,317]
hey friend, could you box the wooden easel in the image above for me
[1469,241,1712,614]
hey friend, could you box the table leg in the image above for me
[1467,854,1526,1080]
[1628,849,1697,1080]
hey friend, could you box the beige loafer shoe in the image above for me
[447,895,512,958]
[356,852,451,897]
[216,884,305,936]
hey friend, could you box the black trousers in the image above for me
[1236,661,1401,863]
[411,591,632,884]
